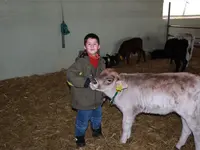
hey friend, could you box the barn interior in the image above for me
[1,0,200,150]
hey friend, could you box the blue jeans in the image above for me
[75,106,102,137]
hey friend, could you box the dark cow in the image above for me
[149,49,168,60]
[149,33,195,72]
[149,49,174,65]
[118,37,146,64]
[102,55,111,68]
[106,53,120,66]
[164,38,189,72]
[102,53,120,68]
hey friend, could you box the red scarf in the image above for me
[88,53,100,68]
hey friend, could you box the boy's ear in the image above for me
[84,46,86,50]
[98,45,100,50]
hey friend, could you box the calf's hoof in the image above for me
[120,135,129,144]
[174,146,180,150]
[120,138,127,144]
[175,143,183,150]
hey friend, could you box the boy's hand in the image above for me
[84,74,96,88]
[84,78,91,88]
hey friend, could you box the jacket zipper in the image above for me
[93,68,97,109]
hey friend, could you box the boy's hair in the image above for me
[84,33,100,45]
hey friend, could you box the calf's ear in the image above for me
[116,80,128,91]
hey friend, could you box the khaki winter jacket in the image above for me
[66,56,106,110]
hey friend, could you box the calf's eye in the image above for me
[105,78,114,84]
[107,79,112,82]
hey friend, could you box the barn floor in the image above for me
[1,49,200,150]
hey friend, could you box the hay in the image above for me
[1,49,200,150]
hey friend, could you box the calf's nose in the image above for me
[91,78,97,84]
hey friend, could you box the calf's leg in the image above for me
[174,59,181,72]
[176,117,191,149]
[136,50,142,64]
[120,110,136,143]
[193,130,200,150]
[142,50,146,62]
[185,117,200,150]
[125,52,131,65]
[180,59,188,72]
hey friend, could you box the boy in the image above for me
[66,33,106,147]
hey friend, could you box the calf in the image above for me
[106,53,120,66]
[164,33,195,72]
[164,38,189,72]
[90,68,200,150]
[102,53,120,68]
[176,33,195,68]
[149,49,169,60]
[102,55,111,68]
[118,37,146,64]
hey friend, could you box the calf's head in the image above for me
[89,68,128,92]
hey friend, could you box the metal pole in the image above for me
[169,25,200,29]
[166,2,171,42]
[60,0,65,48]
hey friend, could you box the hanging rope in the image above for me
[60,0,70,48]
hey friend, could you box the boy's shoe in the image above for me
[75,136,86,147]
[92,126,102,137]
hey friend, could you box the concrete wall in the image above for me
[0,0,167,80]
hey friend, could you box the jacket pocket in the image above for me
[74,88,95,108]
[83,65,92,77]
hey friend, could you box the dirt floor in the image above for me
[1,49,200,150]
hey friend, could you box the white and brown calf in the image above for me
[174,33,196,68]
[89,68,200,150]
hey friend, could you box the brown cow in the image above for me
[118,37,146,64]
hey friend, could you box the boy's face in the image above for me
[84,38,100,55]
